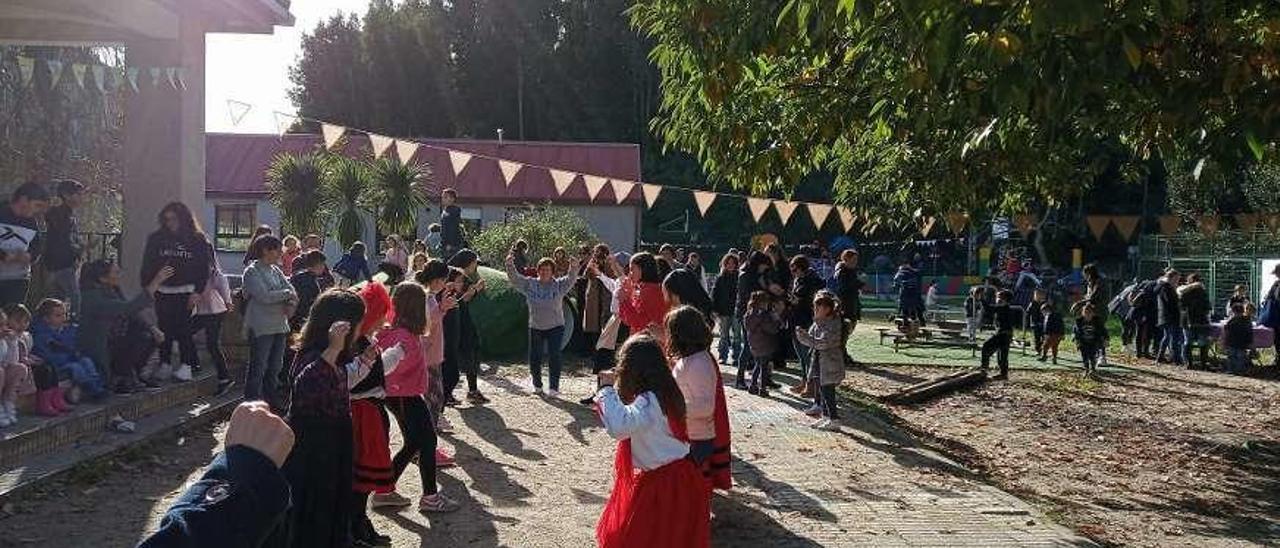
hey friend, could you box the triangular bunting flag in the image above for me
[227,100,251,126]
[1013,213,1037,237]
[71,64,86,88]
[641,184,663,208]
[125,67,140,93]
[1085,215,1112,240]
[773,200,800,225]
[693,191,717,216]
[944,211,969,235]
[746,197,772,222]
[394,140,419,164]
[18,57,34,87]
[1235,213,1260,232]
[1158,215,1182,235]
[172,67,187,90]
[919,215,937,237]
[46,60,63,88]
[1111,216,1140,241]
[550,170,577,196]
[149,67,162,88]
[1264,213,1280,235]
[610,180,635,204]
[321,123,346,150]
[273,111,299,136]
[807,203,833,229]
[90,65,105,92]
[1197,215,1220,237]
[583,175,608,201]
[166,67,179,90]
[499,161,525,187]
[838,207,857,232]
[449,151,474,178]
[367,133,395,158]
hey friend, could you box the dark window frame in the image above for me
[213,203,257,253]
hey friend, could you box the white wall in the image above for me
[207,198,639,270]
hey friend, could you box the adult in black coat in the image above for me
[1154,269,1185,365]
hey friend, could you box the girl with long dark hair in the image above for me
[664,306,732,495]
[140,202,212,382]
[619,252,667,342]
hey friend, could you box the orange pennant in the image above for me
[1085,215,1112,240]
[773,200,800,225]
[583,175,608,201]
[693,191,717,216]
[746,197,772,222]
[837,207,857,232]
[1197,215,1220,237]
[1158,215,1182,235]
[1111,216,1140,241]
[550,169,577,195]
[641,184,663,208]
[806,203,833,229]
[498,160,524,187]
[944,211,969,235]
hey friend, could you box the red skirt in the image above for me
[596,458,710,548]
[351,399,393,494]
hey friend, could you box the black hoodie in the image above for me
[140,229,211,292]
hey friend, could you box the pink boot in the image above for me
[435,448,456,468]
[35,390,60,417]
[50,386,72,413]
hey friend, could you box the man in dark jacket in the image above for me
[140,402,293,548]
[1155,269,1184,365]
[1178,272,1212,369]
[893,261,924,325]
[981,289,1017,380]
[0,182,49,307]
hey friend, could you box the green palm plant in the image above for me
[265,151,331,237]
[367,157,430,239]
[324,156,371,248]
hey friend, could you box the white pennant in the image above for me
[583,175,608,201]
[746,197,772,222]
[90,65,105,92]
[125,67,140,93]
[149,67,162,88]
[274,111,299,136]
[227,100,251,126]
[610,180,636,204]
[449,151,474,177]
[838,207,857,232]
[166,67,179,90]
[693,191,717,216]
[321,123,346,150]
[46,60,63,88]
[172,67,187,90]
[807,203,834,229]
[395,140,420,164]
[550,169,577,195]
[774,200,800,225]
[367,133,395,158]
[18,57,34,87]
[642,184,663,208]
[71,64,87,88]
[498,160,524,187]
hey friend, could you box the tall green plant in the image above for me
[367,157,429,239]
[325,156,370,247]
[265,151,331,237]
[471,205,596,264]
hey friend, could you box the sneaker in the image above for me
[810,417,831,430]
[818,418,840,431]
[466,391,490,404]
[215,379,235,397]
[371,491,413,508]
[578,395,596,406]
[172,364,193,382]
[437,415,454,434]
[444,395,461,407]
[435,448,456,468]
[803,404,823,417]
[547,389,561,398]
[418,492,460,513]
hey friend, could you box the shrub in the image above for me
[471,204,597,264]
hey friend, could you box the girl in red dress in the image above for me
[618,252,667,341]
[594,334,709,548]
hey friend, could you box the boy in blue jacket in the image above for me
[31,298,106,401]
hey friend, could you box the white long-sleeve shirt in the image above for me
[595,388,689,471]
[596,273,621,314]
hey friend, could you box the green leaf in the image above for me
[1122,36,1142,70]
[1246,131,1266,162]
[836,0,856,16]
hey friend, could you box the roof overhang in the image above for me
[0,0,292,46]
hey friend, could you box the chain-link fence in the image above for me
[1138,230,1280,317]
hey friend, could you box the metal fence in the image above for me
[1137,230,1280,316]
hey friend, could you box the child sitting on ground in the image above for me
[32,298,107,402]
[1039,302,1065,364]
[0,309,30,427]
[5,304,57,416]
[1073,302,1108,377]
[795,292,847,430]
[743,290,780,397]
[1223,303,1253,375]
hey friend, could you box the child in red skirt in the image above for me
[594,334,710,548]
[348,281,397,546]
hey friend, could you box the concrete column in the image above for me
[120,12,206,290]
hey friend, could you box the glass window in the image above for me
[214,204,257,252]
[460,206,482,235]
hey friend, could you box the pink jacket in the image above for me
[424,294,446,367]
[378,326,427,397]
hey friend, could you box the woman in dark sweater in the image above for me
[711,253,740,365]
[140,202,213,381]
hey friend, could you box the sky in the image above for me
[205,0,370,134]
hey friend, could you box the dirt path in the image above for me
[0,362,1091,547]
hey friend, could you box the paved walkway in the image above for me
[0,364,1095,547]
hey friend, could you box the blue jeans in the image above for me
[717,316,742,364]
[529,326,564,391]
[57,356,104,396]
[1157,325,1186,365]
[245,332,287,405]
[1226,348,1250,374]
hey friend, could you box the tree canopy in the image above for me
[630,0,1280,226]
